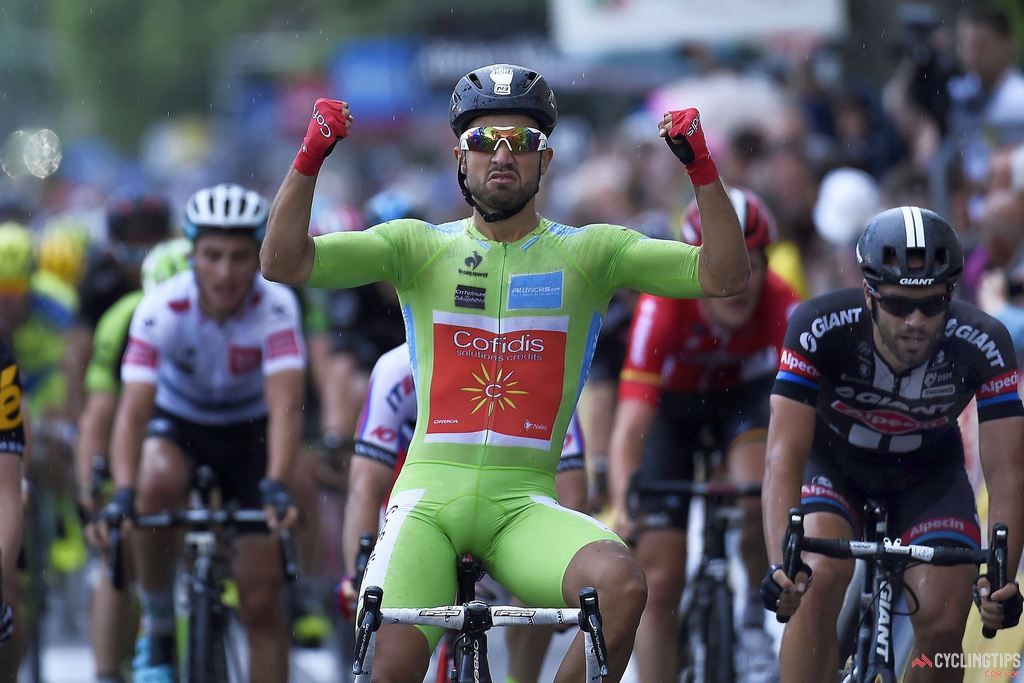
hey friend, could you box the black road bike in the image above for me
[630,474,762,683]
[108,466,298,682]
[780,505,1009,683]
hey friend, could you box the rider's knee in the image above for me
[598,554,648,616]
[136,472,185,513]
[236,582,282,627]
[640,560,684,610]
[913,612,967,648]
[801,558,854,610]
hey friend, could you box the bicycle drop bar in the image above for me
[579,587,610,678]
[107,508,300,588]
[352,586,383,675]
[631,478,761,499]
[350,586,610,678]
[983,523,1009,640]
[775,508,805,624]
[780,508,1010,639]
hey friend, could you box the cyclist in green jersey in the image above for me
[262,64,750,681]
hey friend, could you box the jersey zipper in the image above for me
[480,241,509,464]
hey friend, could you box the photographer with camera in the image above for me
[882,3,959,169]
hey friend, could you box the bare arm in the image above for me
[694,180,749,297]
[64,326,93,420]
[110,382,157,489]
[74,391,118,508]
[321,352,365,445]
[342,457,392,575]
[762,394,817,565]
[306,332,331,401]
[608,399,657,534]
[263,369,305,483]
[261,169,318,286]
[978,416,1024,578]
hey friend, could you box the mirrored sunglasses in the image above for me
[459,126,548,154]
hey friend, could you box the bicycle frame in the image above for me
[108,466,299,682]
[630,474,761,683]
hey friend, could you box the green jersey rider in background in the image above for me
[261,64,750,682]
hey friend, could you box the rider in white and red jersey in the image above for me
[103,184,306,683]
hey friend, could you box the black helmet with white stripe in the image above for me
[183,183,268,243]
[856,206,963,289]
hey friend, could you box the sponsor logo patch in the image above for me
[832,401,947,434]
[800,307,862,353]
[124,338,158,368]
[978,369,1019,399]
[945,319,1005,368]
[267,329,300,360]
[426,311,567,449]
[779,349,821,380]
[454,284,486,310]
[508,271,563,310]
[229,346,261,374]
[0,363,23,431]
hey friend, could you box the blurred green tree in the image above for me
[47,0,545,150]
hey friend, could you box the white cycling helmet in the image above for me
[183,183,268,242]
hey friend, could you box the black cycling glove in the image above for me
[100,487,135,529]
[259,478,294,522]
[761,561,813,612]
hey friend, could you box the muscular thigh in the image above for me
[359,488,458,650]
[484,495,622,609]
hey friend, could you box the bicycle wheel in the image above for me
[704,582,735,683]
[677,584,702,683]
[188,582,230,682]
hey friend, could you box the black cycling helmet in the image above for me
[107,193,172,244]
[449,64,557,137]
[856,206,963,289]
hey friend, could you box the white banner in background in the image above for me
[550,0,847,55]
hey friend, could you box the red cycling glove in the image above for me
[336,575,358,622]
[293,98,350,177]
[665,108,719,186]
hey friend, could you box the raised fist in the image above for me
[293,99,353,176]
[660,108,719,186]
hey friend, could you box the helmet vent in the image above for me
[468,73,483,89]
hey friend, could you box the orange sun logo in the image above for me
[460,363,528,415]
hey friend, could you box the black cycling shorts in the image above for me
[632,379,771,530]
[800,427,980,548]
[146,408,267,512]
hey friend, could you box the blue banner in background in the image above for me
[330,39,430,123]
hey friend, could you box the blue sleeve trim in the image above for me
[977,393,1021,409]
[776,371,819,391]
